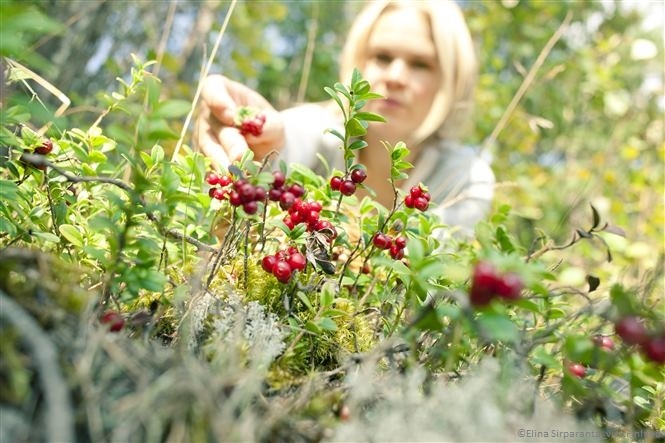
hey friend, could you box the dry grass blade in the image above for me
[482,11,573,154]
[4,57,71,134]
[172,0,239,161]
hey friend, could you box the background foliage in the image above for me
[1,0,663,441]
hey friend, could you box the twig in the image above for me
[20,153,219,254]
[482,11,573,153]
[0,290,74,443]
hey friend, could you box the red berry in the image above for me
[35,139,53,155]
[229,190,242,206]
[469,261,500,307]
[272,171,286,189]
[243,201,258,215]
[283,215,295,230]
[254,186,267,201]
[641,334,665,364]
[206,172,221,186]
[404,194,414,208]
[287,252,307,271]
[372,233,392,250]
[212,188,227,200]
[394,236,407,250]
[330,176,342,191]
[567,362,586,378]
[339,180,356,196]
[410,186,423,199]
[289,184,305,198]
[268,188,283,201]
[593,335,615,351]
[413,196,429,211]
[495,272,523,300]
[309,201,322,213]
[238,183,256,203]
[218,175,232,186]
[422,191,431,202]
[615,316,648,345]
[100,310,124,332]
[389,244,405,260]
[350,167,367,184]
[261,255,278,273]
[273,261,292,283]
[280,191,296,210]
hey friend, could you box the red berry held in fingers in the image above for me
[100,310,125,332]
[615,316,648,345]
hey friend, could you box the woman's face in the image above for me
[362,7,441,144]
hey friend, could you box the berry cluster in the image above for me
[235,107,266,137]
[468,260,523,307]
[267,171,305,210]
[330,165,367,196]
[261,246,307,283]
[372,232,407,260]
[206,172,266,215]
[100,310,125,332]
[614,316,665,364]
[404,184,431,211]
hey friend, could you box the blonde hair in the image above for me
[339,0,478,143]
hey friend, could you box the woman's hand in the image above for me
[195,74,285,169]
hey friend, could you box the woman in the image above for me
[195,0,494,234]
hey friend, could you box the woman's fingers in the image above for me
[196,74,285,167]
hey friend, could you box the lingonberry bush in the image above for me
[1,61,663,441]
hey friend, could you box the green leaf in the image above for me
[154,99,191,119]
[59,224,84,247]
[531,345,559,368]
[296,291,314,313]
[320,286,334,308]
[0,180,18,200]
[324,128,345,143]
[31,231,60,243]
[317,316,338,332]
[323,86,344,111]
[348,139,367,151]
[476,312,519,343]
[354,111,386,122]
[345,118,367,137]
